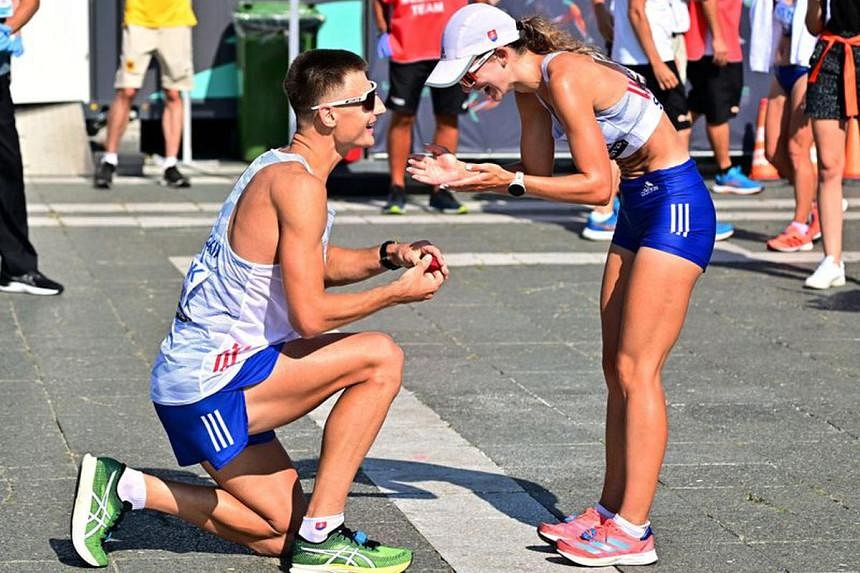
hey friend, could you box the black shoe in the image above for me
[163,166,191,188]
[382,186,407,214]
[94,162,116,189]
[0,270,63,296]
[429,188,468,213]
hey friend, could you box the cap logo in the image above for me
[487,29,498,42]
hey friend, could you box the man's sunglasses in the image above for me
[311,81,377,112]
[460,51,494,89]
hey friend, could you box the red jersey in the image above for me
[383,0,468,64]
[685,0,743,63]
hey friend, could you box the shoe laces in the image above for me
[580,519,619,542]
[338,525,380,549]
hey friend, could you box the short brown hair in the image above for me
[283,49,368,128]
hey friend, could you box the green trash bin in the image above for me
[234,2,324,161]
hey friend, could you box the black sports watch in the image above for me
[508,171,526,197]
[379,240,400,270]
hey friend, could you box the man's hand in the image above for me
[651,61,679,90]
[390,240,449,278]
[393,254,445,303]
[711,35,729,67]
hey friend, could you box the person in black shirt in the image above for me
[802,0,859,289]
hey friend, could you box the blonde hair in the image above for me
[510,16,604,58]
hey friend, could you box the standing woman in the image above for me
[802,0,858,288]
[409,4,716,567]
[750,0,819,252]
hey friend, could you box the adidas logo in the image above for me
[640,181,659,197]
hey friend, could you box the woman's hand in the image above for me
[407,144,514,193]
[406,144,469,186]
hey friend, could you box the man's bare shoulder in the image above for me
[253,163,327,223]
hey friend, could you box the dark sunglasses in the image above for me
[311,81,378,112]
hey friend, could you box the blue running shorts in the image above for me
[154,343,284,470]
[612,159,716,271]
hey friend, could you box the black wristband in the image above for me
[379,240,400,270]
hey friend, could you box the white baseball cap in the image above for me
[425,4,521,88]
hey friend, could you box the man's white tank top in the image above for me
[150,150,335,405]
[534,51,663,160]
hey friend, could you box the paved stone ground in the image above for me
[0,174,857,573]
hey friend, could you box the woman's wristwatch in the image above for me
[507,171,526,196]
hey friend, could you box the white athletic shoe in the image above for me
[804,256,846,290]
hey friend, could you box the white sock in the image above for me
[116,467,147,510]
[163,156,178,169]
[790,221,809,235]
[612,514,649,539]
[595,502,616,520]
[298,513,344,543]
[102,153,118,166]
[589,209,614,223]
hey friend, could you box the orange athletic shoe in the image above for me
[767,222,814,252]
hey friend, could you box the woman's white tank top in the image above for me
[534,51,664,159]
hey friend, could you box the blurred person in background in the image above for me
[0,0,63,296]
[94,0,196,189]
[375,0,493,214]
[750,0,819,253]
[801,0,858,288]
[685,0,764,195]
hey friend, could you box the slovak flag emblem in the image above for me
[315,521,327,530]
[487,29,498,41]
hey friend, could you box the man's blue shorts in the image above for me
[153,343,284,470]
[612,159,716,271]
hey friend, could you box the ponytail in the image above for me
[510,16,604,58]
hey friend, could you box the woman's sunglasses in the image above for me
[311,81,378,112]
[460,51,495,89]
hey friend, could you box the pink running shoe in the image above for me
[767,223,814,252]
[556,519,658,567]
[536,507,604,544]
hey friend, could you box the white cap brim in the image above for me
[426,55,475,88]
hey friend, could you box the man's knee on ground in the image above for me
[250,509,299,556]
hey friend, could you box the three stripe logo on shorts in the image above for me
[670,203,691,237]
[200,409,235,452]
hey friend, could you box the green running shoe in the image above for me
[289,525,412,573]
[70,454,129,567]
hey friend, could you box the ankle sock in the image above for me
[790,221,810,235]
[163,156,178,169]
[299,513,344,543]
[595,502,616,520]
[101,153,118,166]
[117,467,147,510]
[612,514,650,539]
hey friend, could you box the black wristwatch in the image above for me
[508,171,526,196]
[379,240,400,270]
